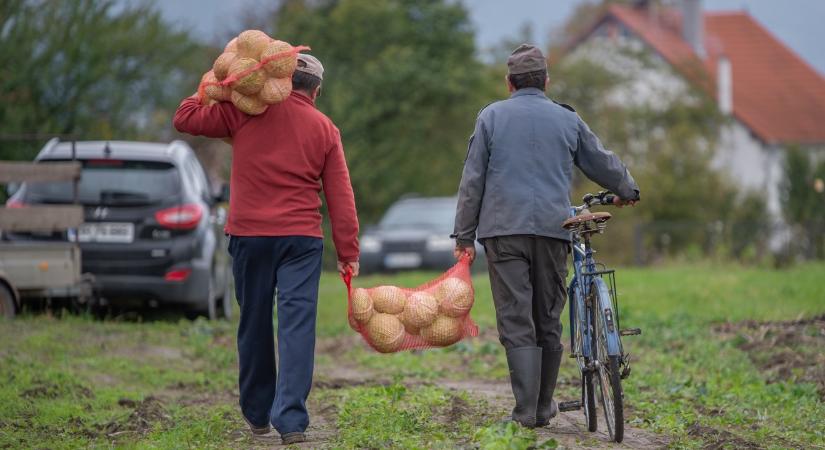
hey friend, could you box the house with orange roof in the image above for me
[564,0,825,222]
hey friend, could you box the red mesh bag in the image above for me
[342,257,479,353]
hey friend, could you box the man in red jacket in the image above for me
[173,54,359,445]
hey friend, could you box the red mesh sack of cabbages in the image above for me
[342,257,479,353]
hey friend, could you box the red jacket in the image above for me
[173,92,359,262]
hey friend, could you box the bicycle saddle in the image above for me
[562,211,612,230]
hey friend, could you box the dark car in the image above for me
[359,196,485,274]
[4,139,232,319]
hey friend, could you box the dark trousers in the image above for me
[228,235,323,434]
[483,235,568,351]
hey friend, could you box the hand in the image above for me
[612,196,638,208]
[453,245,476,263]
[338,261,360,277]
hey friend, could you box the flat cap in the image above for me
[507,44,547,75]
[296,53,324,80]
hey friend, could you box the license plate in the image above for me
[384,252,422,269]
[78,222,135,243]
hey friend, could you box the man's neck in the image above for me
[293,90,316,104]
[511,87,546,97]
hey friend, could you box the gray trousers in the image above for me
[483,235,568,351]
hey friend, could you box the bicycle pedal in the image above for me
[620,328,642,336]
[558,400,582,412]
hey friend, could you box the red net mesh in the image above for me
[196,44,311,105]
[342,257,479,353]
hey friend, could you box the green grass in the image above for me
[1,263,824,448]
[0,316,241,449]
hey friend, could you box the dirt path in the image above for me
[442,379,666,449]
[115,331,668,449]
[308,334,668,449]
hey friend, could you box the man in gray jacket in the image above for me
[453,44,639,428]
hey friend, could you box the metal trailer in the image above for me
[0,141,94,317]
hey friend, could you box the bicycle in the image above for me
[558,191,641,443]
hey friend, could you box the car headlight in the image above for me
[361,236,382,253]
[426,236,454,252]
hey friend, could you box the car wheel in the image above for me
[206,276,218,321]
[218,265,234,320]
[206,266,235,321]
[0,284,16,319]
[188,272,220,321]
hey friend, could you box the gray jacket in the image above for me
[453,88,639,244]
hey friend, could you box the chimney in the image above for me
[682,0,705,58]
[717,56,733,114]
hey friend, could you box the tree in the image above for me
[0,0,207,160]
[251,0,497,222]
[782,147,825,259]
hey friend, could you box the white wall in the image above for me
[714,122,783,219]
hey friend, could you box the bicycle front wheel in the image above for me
[582,369,597,432]
[592,280,624,442]
[596,355,624,442]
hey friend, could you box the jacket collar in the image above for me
[510,87,546,99]
[292,90,315,106]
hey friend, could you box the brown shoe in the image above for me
[243,415,271,435]
[281,432,306,445]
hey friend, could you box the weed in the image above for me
[472,421,558,450]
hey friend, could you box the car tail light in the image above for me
[87,159,124,167]
[155,204,203,230]
[5,199,25,208]
[164,268,192,282]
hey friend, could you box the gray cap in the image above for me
[507,44,547,75]
[296,53,324,80]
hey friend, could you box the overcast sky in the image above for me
[151,0,825,75]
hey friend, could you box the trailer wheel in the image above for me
[0,284,15,319]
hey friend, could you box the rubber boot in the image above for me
[505,346,542,428]
[535,348,563,427]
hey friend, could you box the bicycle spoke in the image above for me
[593,296,619,441]
[598,361,616,436]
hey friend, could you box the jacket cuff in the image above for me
[455,238,475,248]
[337,253,359,263]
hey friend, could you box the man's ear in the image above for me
[505,75,514,93]
[544,75,550,90]
[314,85,322,100]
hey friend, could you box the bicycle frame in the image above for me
[562,192,640,443]
[567,207,623,371]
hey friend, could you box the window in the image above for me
[23,159,180,206]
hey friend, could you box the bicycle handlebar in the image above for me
[577,191,639,210]
[580,191,614,207]
[602,194,616,206]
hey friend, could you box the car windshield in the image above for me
[22,159,180,206]
[379,199,456,231]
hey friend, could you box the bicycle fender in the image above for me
[568,278,581,354]
[592,277,621,356]
[572,280,595,360]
